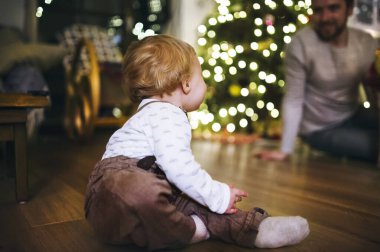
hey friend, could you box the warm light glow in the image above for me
[239,11,247,18]
[237,103,246,112]
[190,120,199,129]
[220,52,229,60]
[284,35,292,43]
[228,107,238,116]
[218,5,229,15]
[239,118,248,128]
[208,58,217,66]
[214,66,223,74]
[226,123,236,132]
[241,88,249,97]
[198,25,207,34]
[225,58,233,65]
[267,26,275,34]
[258,85,266,94]
[263,49,270,57]
[249,62,258,70]
[255,18,263,26]
[235,45,244,53]
[254,29,262,37]
[250,42,259,50]
[212,44,221,51]
[204,112,215,124]
[266,102,274,111]
[271,109,280,118]
[219,108,228,117]
[214,74,224,82]
[298,14,309,24]
[229,66,237,75]
[283,0,294,7]
[226,14,234,21]
[257,100,265,109]
[246,108,254,117]
[270,43,278,51]
[212,123,222,132]
[288,23,297,32]
[228,49,237,57]
[202,70,211,78]
[221,42,229,51]
[249,82,257,90]
[212,51,221,59]
[218,15,227,23]
[36,6,43,17]
[209,18,217,25]
[238,60,246,68]
[253,3,261,9]
[208,30,216,38]
[251,114,259,121]
[265,74,276,83]
[198,38,207,46]
[269,1,277,9]
[112,107,122,118]
[258,71,267,80]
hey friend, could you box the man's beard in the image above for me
[314,21,347,42]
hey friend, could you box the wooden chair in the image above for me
[61,25,131,141]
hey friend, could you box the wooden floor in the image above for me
[1,129,380,252]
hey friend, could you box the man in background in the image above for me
[257,0,379,163]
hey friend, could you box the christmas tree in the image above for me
[189,0,311,137]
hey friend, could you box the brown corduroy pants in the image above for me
[84,155,269,251]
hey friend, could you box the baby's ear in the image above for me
[181,80,191,94]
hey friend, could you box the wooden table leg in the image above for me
[0,94,49,202]
[14,123,28,203]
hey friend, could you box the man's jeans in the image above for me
[302,107,378,163]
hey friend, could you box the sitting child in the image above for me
[84,34,310,250]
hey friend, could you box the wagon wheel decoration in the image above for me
[64,39,100,140]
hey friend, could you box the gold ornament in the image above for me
[257,38,273,51]
[229,83,241,97]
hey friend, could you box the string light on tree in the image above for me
[189,0,310,135]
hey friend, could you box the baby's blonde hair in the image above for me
[123,35,197,102]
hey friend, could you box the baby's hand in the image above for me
[225,185,248,214]
[255,150,289,161]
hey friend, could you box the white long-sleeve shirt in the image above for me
[281,27,378,153]
[102,99,230,214]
